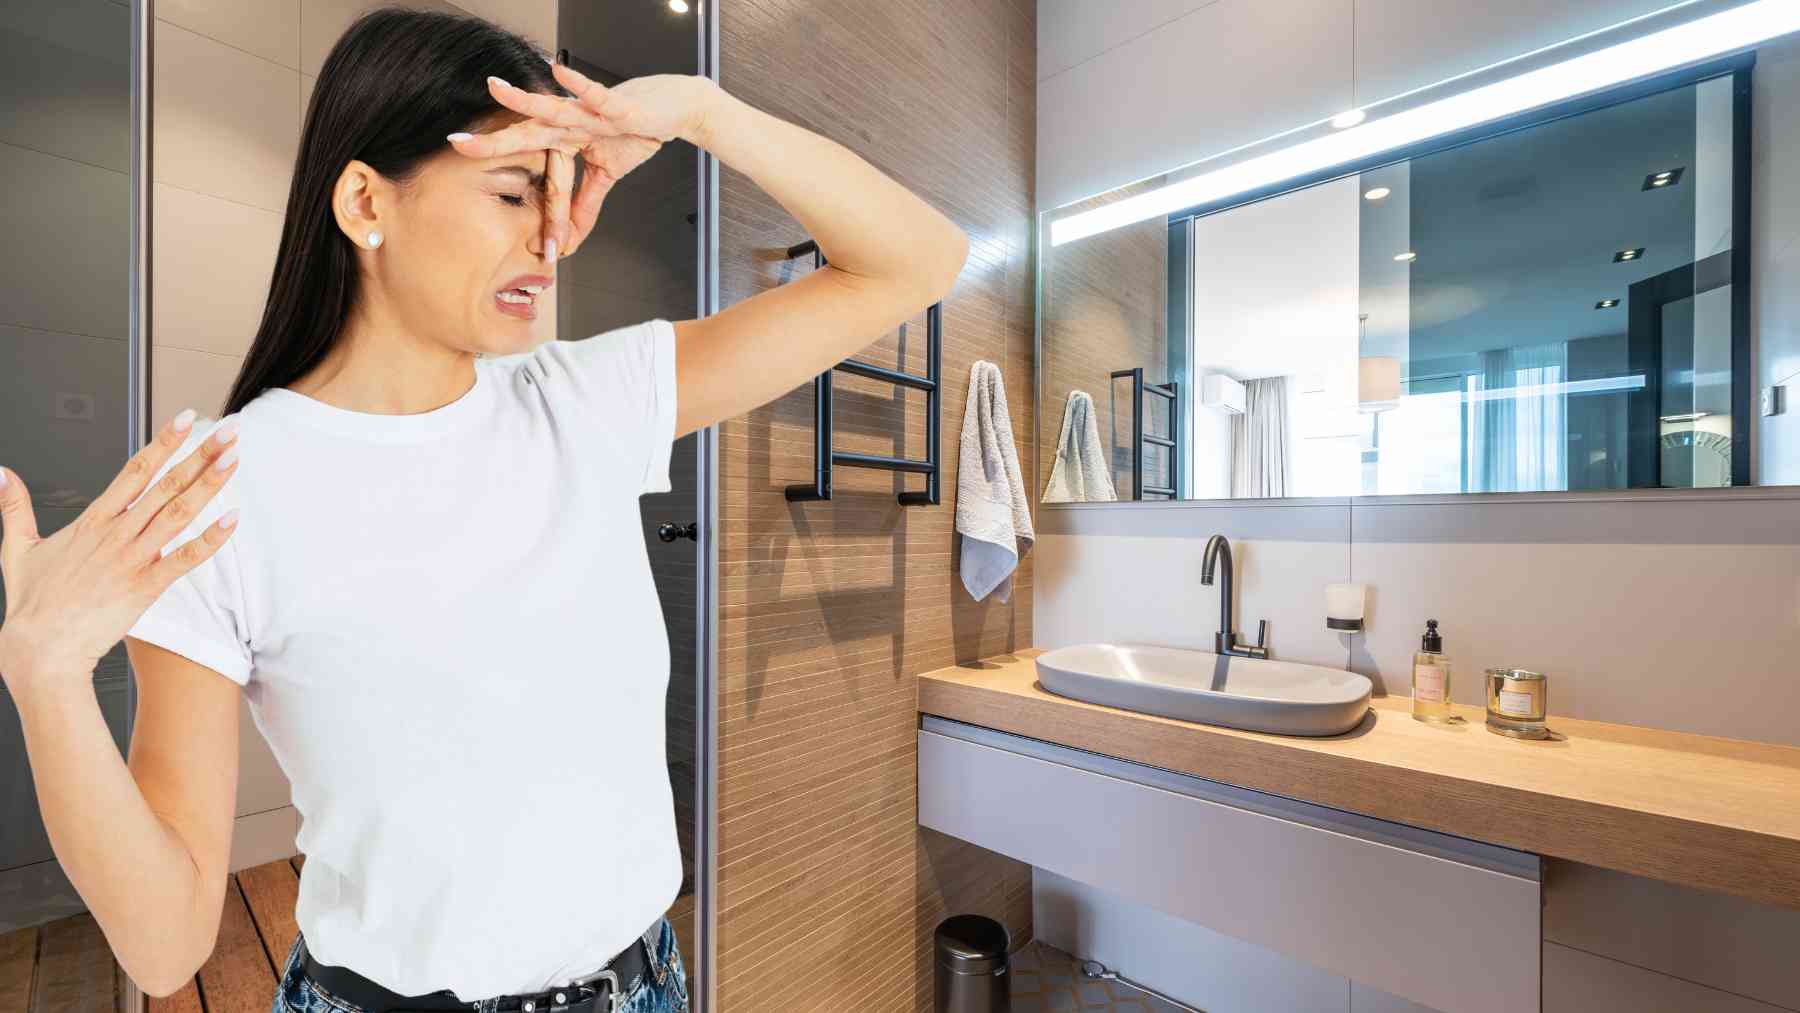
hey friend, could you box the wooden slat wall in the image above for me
[716,0,1038,1009]
[1039,178,1171,500]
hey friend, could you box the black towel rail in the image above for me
[782,239,943,505]
[1111,367,1179,500]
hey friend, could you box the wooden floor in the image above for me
[1,908,128,1013]
[4,854,699,1013]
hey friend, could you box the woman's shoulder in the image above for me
[152,415,243,481]
[488,319,668,372]
[132,414,251,550]
[484,319,672,404]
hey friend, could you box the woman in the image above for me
[0,9,964,1013]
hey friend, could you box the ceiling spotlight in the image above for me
[1394,251,1417,263]
[1595,298,1619,309]
[668,0,690,11]
[1642,166,1686,190]
[1331,109,1367,129]
[1613,247,1645,263]
[1363,186,1391,201]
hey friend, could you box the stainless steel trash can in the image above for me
[934,914,1010,1012]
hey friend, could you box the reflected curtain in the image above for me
[1230,377,1290,498]
[1468,342,1568,492]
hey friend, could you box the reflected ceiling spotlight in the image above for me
[1595,298,1620,309]
[1394,251,1417,263]
[668,0,690,12]
[1642,166,1685,190]
[1613,246,1645,263]
[1660,411,1710,423]
[1331,109,1368,129]
[1363,186,1391,201]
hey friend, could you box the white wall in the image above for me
[1755,33,1800,483]
[1190,385,1233,498]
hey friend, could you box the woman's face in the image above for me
[360,111,555,356]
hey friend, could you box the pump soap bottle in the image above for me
[1412,619,1455,723]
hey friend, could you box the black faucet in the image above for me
[1200,534,1269,659]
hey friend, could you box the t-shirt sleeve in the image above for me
[123,422,254,686]
[524,318,680,496]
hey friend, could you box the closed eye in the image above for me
[497,193,530,207]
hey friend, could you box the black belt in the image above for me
[298,926,654,1013]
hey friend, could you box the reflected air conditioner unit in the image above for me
[1201,374,1246,415]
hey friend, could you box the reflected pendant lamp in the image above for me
[1359,356,1401,413]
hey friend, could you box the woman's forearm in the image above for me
[10,672,213,996]
[692,87,968,301]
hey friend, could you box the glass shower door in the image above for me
[0,0,142,1005]
[557,1,714,1006]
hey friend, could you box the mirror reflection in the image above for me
[1041,37,1799,502]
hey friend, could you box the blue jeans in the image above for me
[273,917,690,1013]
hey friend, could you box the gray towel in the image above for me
[956,360,1034,603]
[1043,390,1117,503]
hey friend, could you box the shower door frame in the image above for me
[125,0,152,1008]
[694,3,722,1012]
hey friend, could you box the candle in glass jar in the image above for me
[1485,669,1548,739]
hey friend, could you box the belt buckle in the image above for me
[567,968,621,1013]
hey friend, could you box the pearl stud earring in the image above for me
[367,231,383,249]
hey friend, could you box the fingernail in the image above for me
[213,417,241,445]
[0,469,9,490]
[488,75,510,90]
[213,446,239,472]
[219,507,240,530]
[544,237,558,263]
[447,132,473,143]
[172,408,197,432]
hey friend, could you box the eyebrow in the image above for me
[484,166,546,189]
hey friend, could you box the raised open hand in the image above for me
[0,412,241,695]
[447,63,722,263]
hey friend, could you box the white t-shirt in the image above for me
[125,319,684,1001]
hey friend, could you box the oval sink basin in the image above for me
[1036,642,1372,737]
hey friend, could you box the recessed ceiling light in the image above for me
[1642,166,1686,190]
[1614,247,1645,263]
[1331,109,1368,129]
[1394,251,1417,263]
[668,0,690,11]
[1595,298,1619,309]
[1363,186,1391,201]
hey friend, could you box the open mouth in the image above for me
[495,285,544,305]
[493,275,553,318]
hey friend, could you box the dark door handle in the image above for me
[657,521,699,542]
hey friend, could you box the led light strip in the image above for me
[1050,0,1800,246]
[1401,374,1649,404]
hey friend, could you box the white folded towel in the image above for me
[1043,390,1117,503]
[956,360,1035,603]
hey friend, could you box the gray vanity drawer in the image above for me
[917,717,1542,1013]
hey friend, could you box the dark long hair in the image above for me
[222,8,566,415]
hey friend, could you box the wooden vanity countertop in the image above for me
[916,648,1800,911]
